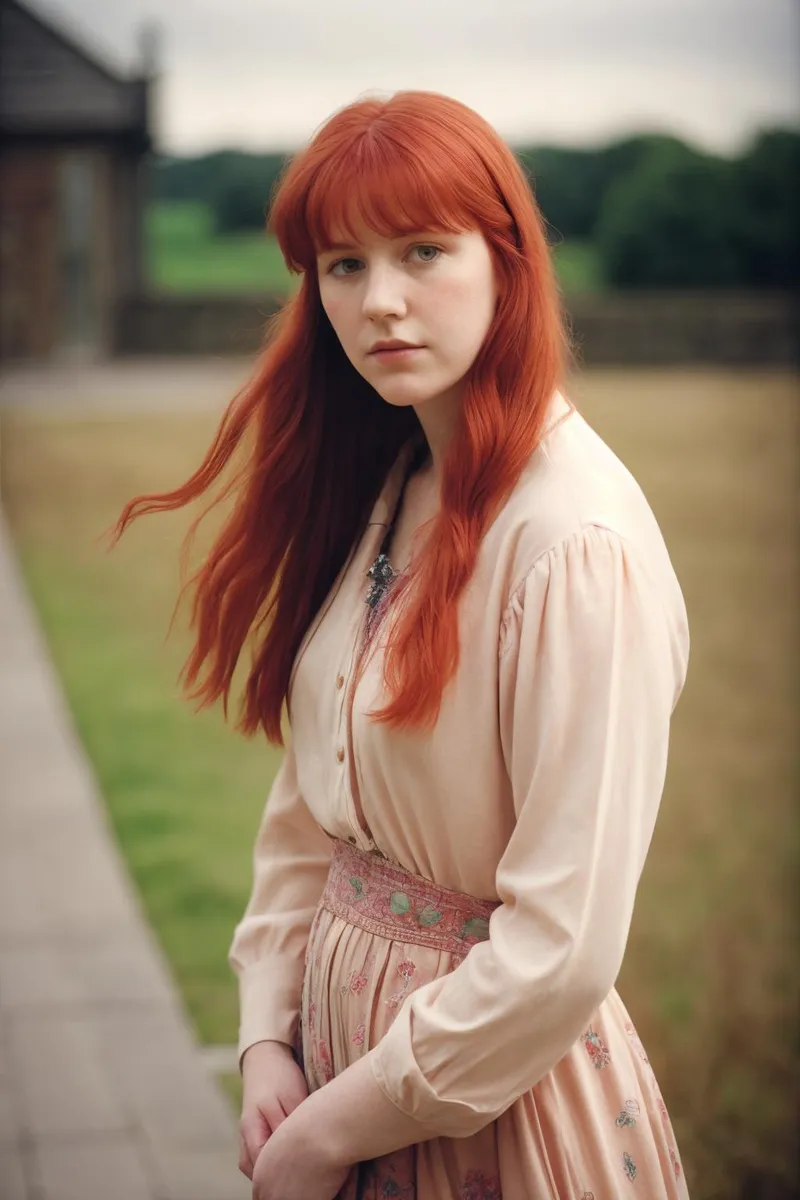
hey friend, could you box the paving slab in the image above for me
[147,1144,253,1200]
[6,1010,129,1139]
[0,1142,28,1200]
[0,357,253,416]
[0,504,249,1198]
[0,935,177,1012]
[30,1135,154,1200]
[94,1008,236,1148]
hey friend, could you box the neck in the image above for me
[411,384,463,484]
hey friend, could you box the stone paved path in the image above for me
[0,365,252,1197]
[0,357,254,416]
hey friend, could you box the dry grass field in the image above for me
[1,367,797,1199]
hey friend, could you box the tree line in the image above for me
[151,128,799,288]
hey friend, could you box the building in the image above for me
[0,0,155,360]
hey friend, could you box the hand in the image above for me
[251,1113,350,1200]
[238,1040,309,1181]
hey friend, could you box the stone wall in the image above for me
[565,291,798,366]
[113,290,798,366]
[114,294,285,357]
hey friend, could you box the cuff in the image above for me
[369,1010,493,1140]
[236,964,302,1071]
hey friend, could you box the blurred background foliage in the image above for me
[147,127,799,293]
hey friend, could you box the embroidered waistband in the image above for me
[319,839,500,955]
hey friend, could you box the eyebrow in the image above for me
[319,243,360,255]
[318,231,447,256]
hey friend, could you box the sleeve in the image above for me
[228,736,334,1068]
[368,524,690,1138]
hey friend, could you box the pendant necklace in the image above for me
[364,438,428,635]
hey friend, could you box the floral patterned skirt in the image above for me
[300,840,689,1200]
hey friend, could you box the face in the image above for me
[316,217,498,414]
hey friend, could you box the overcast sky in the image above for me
[37,0,800,155]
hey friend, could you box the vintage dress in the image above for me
[229,391,691,1198]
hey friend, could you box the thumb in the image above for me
[241,1107,270,1167]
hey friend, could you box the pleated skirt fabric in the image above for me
[299,841,689,1200]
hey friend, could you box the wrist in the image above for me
[241,1038,293,1077]
[287,1053,418,1167]
[286,1081,351,1169]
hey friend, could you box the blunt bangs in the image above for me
[280,132,484,272]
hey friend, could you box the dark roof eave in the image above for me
[0,126,153,153]
[3,0,145,89]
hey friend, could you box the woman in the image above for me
[115,92,690,1199]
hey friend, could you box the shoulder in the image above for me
[489,391,681,600]
[481,393,688,677]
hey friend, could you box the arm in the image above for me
[278,524,690,1163]
[228,736,334,1067]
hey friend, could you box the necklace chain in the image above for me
[363,437,427,619]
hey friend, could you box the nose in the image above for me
[361,262,408,322]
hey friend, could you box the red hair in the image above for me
[111,91,567,744]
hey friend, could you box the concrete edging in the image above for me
[0,507,249,1200]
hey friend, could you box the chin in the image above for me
[378,378,452,408]
[376,390,428,410]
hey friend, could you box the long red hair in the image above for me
[111,91,567,744]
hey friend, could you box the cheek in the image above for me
[321,294,361,357]
[320,292,344,334]
[428,275,495,359]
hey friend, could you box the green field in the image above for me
[1,368,797,1198]
[146,201,295,294]
[145,201,603,295]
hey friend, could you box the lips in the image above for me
[368,341,424,354]
[369,346,424,366]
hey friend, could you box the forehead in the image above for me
[305,158,472,258]
[316,219,447,255]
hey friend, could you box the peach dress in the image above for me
[229,392,691,1199]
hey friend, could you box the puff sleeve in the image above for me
[368,524,690,1137]
[228,738,334,1067]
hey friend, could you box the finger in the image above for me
[265,1102,287,1132]
[238,1132,254,1181]
[238,1129,254,1179]
[279,1088,306,1118]
[241,1111,270,1167]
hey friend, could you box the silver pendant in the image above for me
[365,552,396,609]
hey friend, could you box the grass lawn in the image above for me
[146,201,296,294]
[1,368,797,1198]
[145,201,604,295]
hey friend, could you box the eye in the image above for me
[329,257,364,277]
[409,245,442,264]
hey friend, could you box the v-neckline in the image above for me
[364,435,429,613]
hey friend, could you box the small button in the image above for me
[347,835,357,845]
[336,746,345,763]
[336,674,344,690]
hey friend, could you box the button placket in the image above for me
[343,678,377,850]
[332,516,390,853]
[333,640,362,845]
